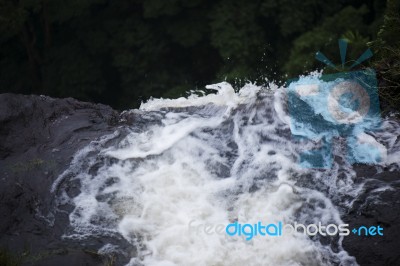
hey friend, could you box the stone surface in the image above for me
[0,93,128,265]
[342,164,400,266]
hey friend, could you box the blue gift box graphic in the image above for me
[286,40,383,168]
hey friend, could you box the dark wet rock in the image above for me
[342,164,400,266]
[0,93,130,265]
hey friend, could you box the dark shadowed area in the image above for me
[1,1,400,266]
[0,0,398,110]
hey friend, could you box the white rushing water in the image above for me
[52,77,400,266]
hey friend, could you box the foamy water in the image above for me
[51,79,400,266]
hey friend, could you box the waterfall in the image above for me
[51,78,400,266]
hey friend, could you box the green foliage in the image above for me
[0,0,393,109]
[283,5,372,75]
[209,0,265,81]
[0,248,20,266]
[259,0,342,37]
[369,0,400,112]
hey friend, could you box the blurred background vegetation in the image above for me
[0,0,398,110]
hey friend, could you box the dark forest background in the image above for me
[0,0,399,110]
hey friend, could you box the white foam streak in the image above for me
[106,116,225,160]
[140,82,259,111]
